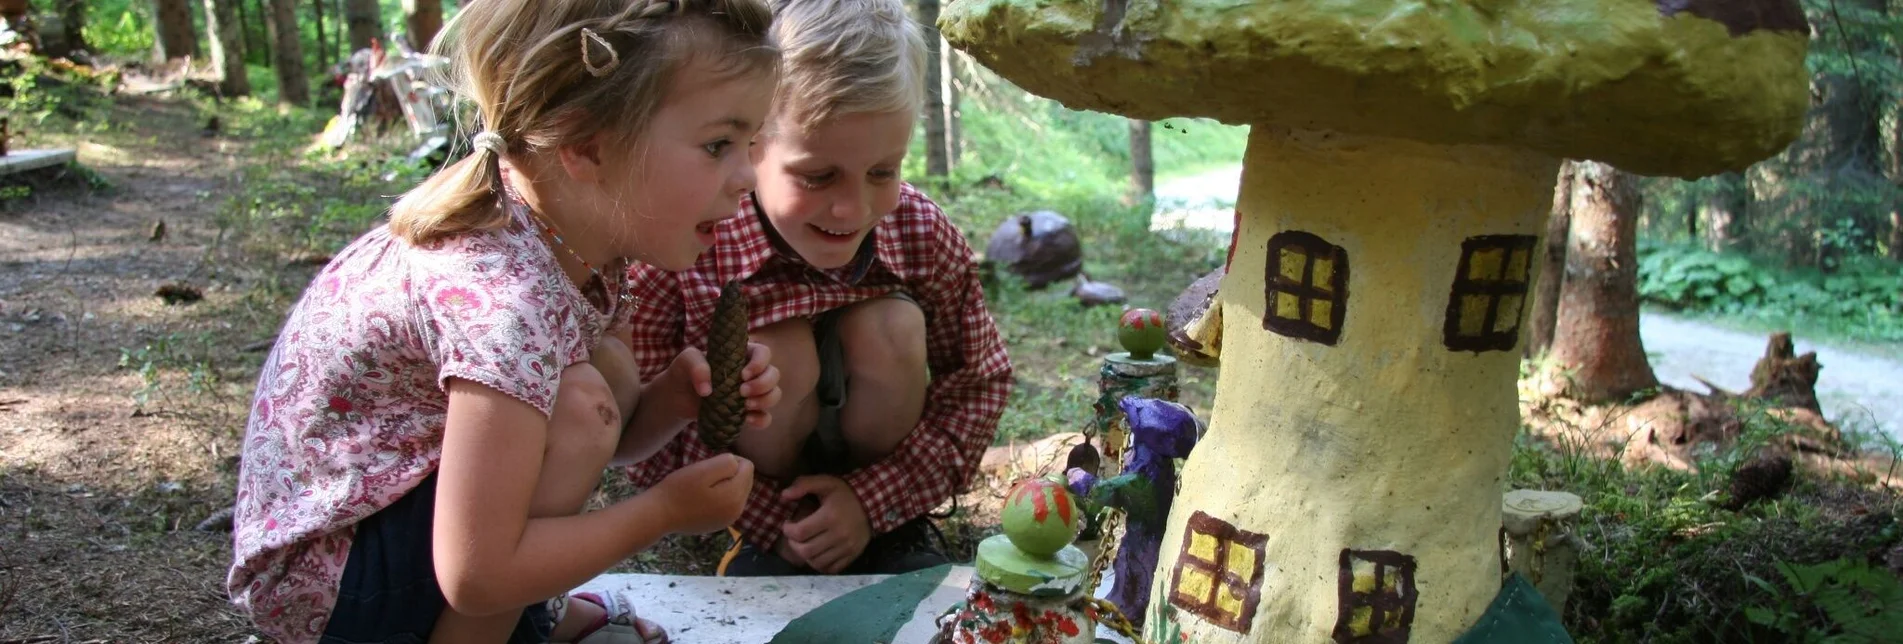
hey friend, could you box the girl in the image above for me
[227,1,782,642]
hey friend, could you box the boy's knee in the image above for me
[752,316,822,402]
[838,297,927,380]
[549,363,619,458]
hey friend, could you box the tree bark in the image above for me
[311,0,329,71]
[344,0,378,51]
[944,44,963,168]
[1128,119,1153,205]
[403,0,441,50]
[1890,211,1903,260]
[918,0,949,179]
[268,0,308,105]
[203,0,250,96]
[1698,172,1748,252]
[251,0,271,68]
[1546,160,1660,404]
[152,0,199,61]
[58,0,88,54]
[1525,161,1576,359]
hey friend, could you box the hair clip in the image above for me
[580,27,620,77]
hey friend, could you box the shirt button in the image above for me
[884,511,899,523]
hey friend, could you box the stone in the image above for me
[984,211,1082,289]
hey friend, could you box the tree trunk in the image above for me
[403,0,441,50]
[1546,161,1660,404]
[944,44,963,168]
[250,0,270,68]
[344,0,377,51]
[203,0,250,96]
[1128,119,1153,205]
[1698,172,1748,252]
[152,0,199,61]
[268,0,308,105]
[310,0,329,71]
[1889,211,1903,260]
[918,0,949,178]
[1525,161,1576,359]
[58,0,88,54]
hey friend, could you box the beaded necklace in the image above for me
[523,206,632,307]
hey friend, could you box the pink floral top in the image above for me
[226,203,627,644]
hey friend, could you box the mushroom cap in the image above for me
[941,0,1808,178]
[1166,267,1223,368]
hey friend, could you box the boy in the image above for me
[623,0,1012,575]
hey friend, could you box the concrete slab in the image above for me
[576,565,1140,643]
[0,149,77,176]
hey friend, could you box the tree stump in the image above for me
[1745,332,1821,414]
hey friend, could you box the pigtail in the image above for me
[387,134,509,245]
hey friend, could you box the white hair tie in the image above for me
[471,131,507,156]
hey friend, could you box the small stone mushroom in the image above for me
[943,1,1808,641]
[984,210,1083,289]
[1165,267,1223,368]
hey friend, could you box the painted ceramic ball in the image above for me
[1001,477,1080,557]
[1117,308,1166,359]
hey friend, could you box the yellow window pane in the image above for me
[1274,292,1302,322]
[1457,295,1490,336]
[1351,566,1384,593]
[1506,248,1530,282]
[1308,298,1334,328]
[1467,248,1504,281]
[1225,544,1258,583]
[1311,256,1334,289]
[1348,606,1376,636]
[1188,532,1219,562]
[1215,582,1245,618]
[1176,567,1215,604]
[1493,295,1525,334]
[1278,247,1307,282]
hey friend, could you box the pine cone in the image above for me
[698,281,750,450]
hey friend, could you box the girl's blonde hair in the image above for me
[389,0,777,244]
[768,0,927,134]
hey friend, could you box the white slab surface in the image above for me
[0,149,76,175]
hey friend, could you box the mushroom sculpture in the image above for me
[941,1,1808,642]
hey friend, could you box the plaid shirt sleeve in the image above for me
[841,202,1015,536]
[622,264,690,491]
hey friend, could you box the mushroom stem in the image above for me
[1149,127,1558,641]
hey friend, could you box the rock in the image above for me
[154,282,203,305]
[984,211,1081,289]
[1070,273,1125,307]
[1720,451,1794,510]
[195,507,235,532]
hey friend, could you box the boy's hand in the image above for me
[657,343,782,429]
[654,453,755,535]
[778,475,872,574]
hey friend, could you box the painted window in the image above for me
[1332,549,1418,644]
[1443,235,1537,352]
[1168,510,1268,634]
[1263,231,1348,345]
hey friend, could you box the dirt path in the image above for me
[1149,163,1903,443]
[1,95,264,641]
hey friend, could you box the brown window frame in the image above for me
[1443,234,1537,353]
[1332,549,1419,644]
[1263,231,1349,346]
[1168,510,1269,634]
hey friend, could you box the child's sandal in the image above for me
[552,591,670,644]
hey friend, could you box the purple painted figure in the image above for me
[1107,396,1201,626]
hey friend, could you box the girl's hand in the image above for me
[653,453,755,534]
[658,342,781,430]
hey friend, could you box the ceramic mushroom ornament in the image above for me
[942,1,1808,641]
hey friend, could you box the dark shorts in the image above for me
[802,291,919,473]
[320,475,555,644]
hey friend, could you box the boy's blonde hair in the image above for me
[389,0,777,244]
[768,0,927,134]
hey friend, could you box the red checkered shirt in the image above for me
[622,182,1013,547]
